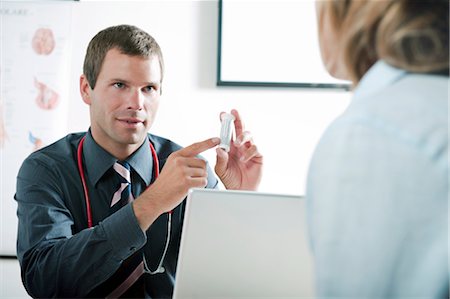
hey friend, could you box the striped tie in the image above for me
[106,161,145,298]
[111,161,134,207]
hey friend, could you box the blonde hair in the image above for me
[319,0,449,83]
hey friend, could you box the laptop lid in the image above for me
[173,188,315,298]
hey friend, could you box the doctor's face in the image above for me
[81,48,162,155]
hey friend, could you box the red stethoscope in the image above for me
[77,135,170,274]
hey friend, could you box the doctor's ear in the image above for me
[80,75,92,105]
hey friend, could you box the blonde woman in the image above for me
[307,1,448,297]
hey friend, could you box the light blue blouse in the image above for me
[306,61,449,298]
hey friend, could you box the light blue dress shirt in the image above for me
[306,61,449,298]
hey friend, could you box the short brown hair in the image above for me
[83,24,164,89]
[319,0,449,83]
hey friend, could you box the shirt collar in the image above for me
[127,136,153,186]
[353,60,407,100]
[83,130,154,186]
[83,130,116,187]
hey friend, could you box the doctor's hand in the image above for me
[134,137,220,231]
[214,109,263,191]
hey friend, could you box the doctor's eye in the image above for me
[143,85,157,93]
[113,82,125,89]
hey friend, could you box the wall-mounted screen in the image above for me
[217,0,350,89]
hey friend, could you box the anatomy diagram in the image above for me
[32,28,55,55]
[34,77,60,110]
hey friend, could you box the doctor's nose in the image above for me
[127,89,145,110]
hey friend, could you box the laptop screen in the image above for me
[173,188,315,298]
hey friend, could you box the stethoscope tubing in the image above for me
[76,135,160,228]
[76,134,174,275]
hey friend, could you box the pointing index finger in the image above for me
[179,137,220,157]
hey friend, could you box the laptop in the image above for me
[173,188,315,298]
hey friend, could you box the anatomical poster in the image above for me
[0,1,72,255]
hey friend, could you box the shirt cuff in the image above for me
[100,204,147,261]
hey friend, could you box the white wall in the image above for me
[0,259,29,298]
[1,1,351,297]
